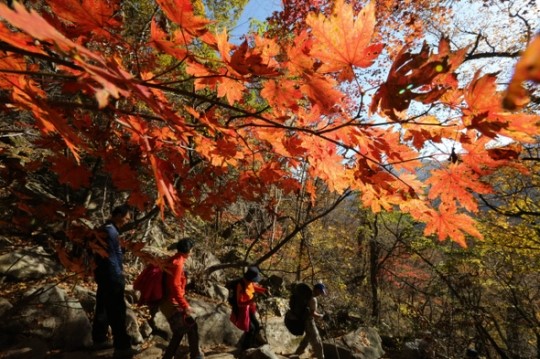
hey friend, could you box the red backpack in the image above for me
[133,264,165,306]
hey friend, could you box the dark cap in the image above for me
[244,266,262,282]
[176,238,195,253]
[314,283,327,295]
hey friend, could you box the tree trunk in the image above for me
[369,215,380,323]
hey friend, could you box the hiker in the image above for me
[160,238,203,359]
[233,266,268,350]
[92,204,137,357]
[294,283,328,359]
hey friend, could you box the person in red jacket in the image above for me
[236,266,268,350]
[160,238,203,359]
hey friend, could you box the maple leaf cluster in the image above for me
[0,0,538,248]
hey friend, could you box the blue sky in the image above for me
[229,0,281,41]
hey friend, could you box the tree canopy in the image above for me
[0,0,539,249]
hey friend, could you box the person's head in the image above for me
[313,283,328,297]
[243,266,262,283]
[111,204,131,228]
[176,237,195,255]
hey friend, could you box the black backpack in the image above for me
[284,283,313,336]
[225,278,244,316]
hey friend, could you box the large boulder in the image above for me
[192,300,244,347]
[323,327,385,359]
[1,284,92,351]
[0,246,62,281]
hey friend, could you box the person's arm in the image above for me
[309,297,324,319]
[169,259,190,311]
[253,283,267,294]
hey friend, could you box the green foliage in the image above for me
[203,0,249,32]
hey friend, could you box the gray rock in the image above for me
[242,344,281,359]
[0,297,13,317]
[3,284,92,350]
[0,246,62,280]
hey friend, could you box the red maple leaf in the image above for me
[48,0,121,38]
[0,2,132,108]
[221,38,280,78]
[370,40,459,121]
[50,155,92,189]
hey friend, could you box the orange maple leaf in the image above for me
[149,151,179,216]
[0,52,27,88]
[462,72,511,137]
[306,0,383,81]
[402,116,459,150]
[303,135,351,193]
[155,0,210,37]
[463,72,501,116]
[301,74,343,112]
[149,20,188,58]
[503,33,540,110]
[360,183,394,213]
[424,204,483,247]
[186,61,219,91]
[261,79,303,111]
[426,162,492,213]
[496,112,540,143]
[0,22,47,56]
[217,76,245,105]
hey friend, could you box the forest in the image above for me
[0,0,539,358]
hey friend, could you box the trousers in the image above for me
[163,311,202,359]
[295,317,324,359]
[92,276,131,350]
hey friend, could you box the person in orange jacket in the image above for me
[235,266,268,350]
[160,238,203,359]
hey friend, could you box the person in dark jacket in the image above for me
[92,205,135,357]
[160,238,203,359]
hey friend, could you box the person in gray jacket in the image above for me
[294,283,328,359]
